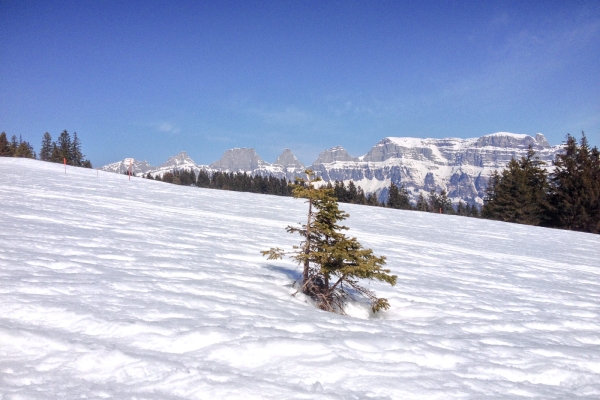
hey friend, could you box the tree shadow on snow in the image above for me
[264,264,303,283]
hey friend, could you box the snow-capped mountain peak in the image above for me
[159,151,197,169]
[100,158,156,175]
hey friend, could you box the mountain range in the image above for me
[101,132,562,205]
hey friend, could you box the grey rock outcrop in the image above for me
[209,148,269,172]
[274,149,305,169]
[312,146,358,164]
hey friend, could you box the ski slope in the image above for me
[1,158,599,399]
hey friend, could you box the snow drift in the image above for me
[1,158,599,399]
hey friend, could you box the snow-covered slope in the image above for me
[7,158,598,398]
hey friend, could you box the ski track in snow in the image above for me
[1,158,599,399]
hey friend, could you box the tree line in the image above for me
[482,133,599,234]
[0,130,92,168]
[146,166,481,216]
[146,170,294,196]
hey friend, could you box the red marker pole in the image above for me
[64,158,66,174]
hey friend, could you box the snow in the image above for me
[1,158,600,399]
[484,132,531,139]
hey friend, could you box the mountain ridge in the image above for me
[101,132,562,205]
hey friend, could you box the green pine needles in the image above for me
[262,170,397,315]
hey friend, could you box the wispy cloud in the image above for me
[248,106,313,126]
[156,123,180,135]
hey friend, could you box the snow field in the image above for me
[1,158,599,399]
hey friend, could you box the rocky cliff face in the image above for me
[101,132,562,206]
[209,148,269,172]
[313,146,358,164]
[310,133,560,205]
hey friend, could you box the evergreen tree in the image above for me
[438,190,453,214]
[387,183,412,210]
[415,192,428,211]
[14,140,35,158]
[387,183,400,208]
[50,143,62,163]
[519,146,549,224]
[347,181,358,203]
[334,181,347,202]
[162,172,174,183]
[71,132,84,166]
[481,160,529,222]
[262,170,397,314]
[546,133,600,233]
[9,135,18,155]
[427,190,440,213]
[57,130,72,163]
[196,170,211,187]
[366,192,380,206]
[40,132,53,161]
[356,186,367,205]
[0,132,13,156]
[482,147,548,225]
[456,200,467,216]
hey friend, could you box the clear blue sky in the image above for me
[1,0,599,167]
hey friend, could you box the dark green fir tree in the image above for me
[40,132,53,161]
[262,170,397,314]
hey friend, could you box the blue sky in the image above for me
[1,0,599,167]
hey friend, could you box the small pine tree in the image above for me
[262,170,397,314]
